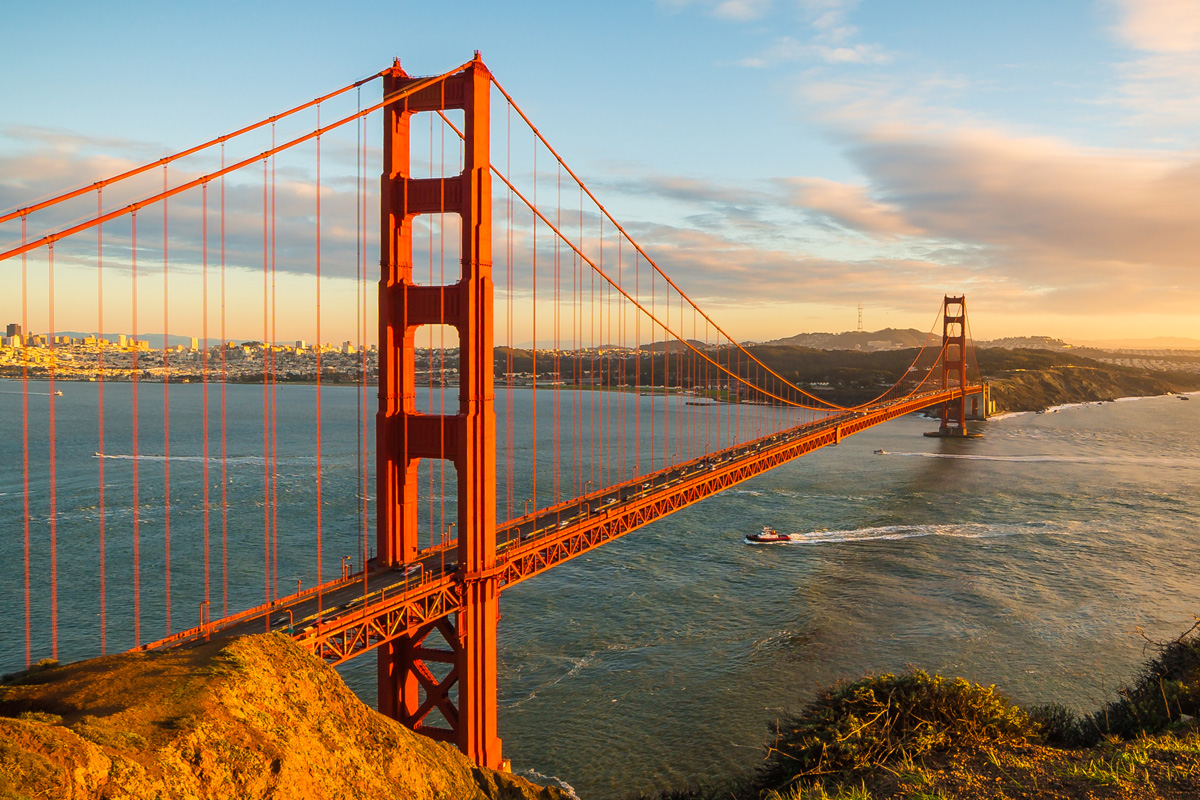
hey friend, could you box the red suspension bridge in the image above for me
[0,55,985,770]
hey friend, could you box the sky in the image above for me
[1,0,1198,345]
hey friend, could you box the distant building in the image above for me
[189,337,199,351]
[342,341,355,354]
[117,333,127,348]
[295,339,306,350]
[6,323,21,338]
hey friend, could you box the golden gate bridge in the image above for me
[0,55,984,770]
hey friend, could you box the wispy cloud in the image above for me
[1104,0,1200,133]
[658,0,773,21]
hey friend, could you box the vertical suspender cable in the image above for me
[361,111,370,580]
[270,126,280,598]
[97,192,106,653]
[553,163,560,502]
[358,97,369,591]
[131,212,141,646]
[21,216,30,668]
[262,156,270,610]
[162,165,172,634]
[530,138,537,514]
[48,244,58,660]
[220,145,229,617]
[201,183,210,611]
[505,101,513,523]
[315,108,323,591]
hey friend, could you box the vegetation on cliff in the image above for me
[630,622,1200,800]
[0,634,568,800]
[983,361,1198,413]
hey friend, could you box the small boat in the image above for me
[1180,395,1191,401]
[54,390,63,396]
[745,526,790,544]
[873,449,888,455]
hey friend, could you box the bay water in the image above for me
[2,379,1198,798]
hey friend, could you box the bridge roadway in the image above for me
[143,385,981,663]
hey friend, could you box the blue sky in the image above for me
[2,0,1198,344]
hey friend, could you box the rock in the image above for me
[0,634,568,800]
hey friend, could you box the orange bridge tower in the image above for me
[376,54,502,769]
[935,295,973,437]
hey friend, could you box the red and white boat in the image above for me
[745,526,791,544]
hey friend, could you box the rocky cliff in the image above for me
[0,634,568,800]
[987,364,1195,412]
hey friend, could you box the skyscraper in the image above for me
[6,323,21,338]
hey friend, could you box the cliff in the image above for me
[986,364,1197,413]
[0,634,568,800]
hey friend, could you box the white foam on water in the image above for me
[876,451,1199,468]
[780,521,1061,545]
[986,411,1031,421]
[516,768,581,799]
[93,453,267,465]
[503,655,592,710]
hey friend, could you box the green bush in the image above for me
[1027,702,1088,746]
[758,670,1035,792]
[1082,622,1200,744]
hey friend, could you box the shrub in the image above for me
[759,670,1035,792]
[1081,620,1200,744]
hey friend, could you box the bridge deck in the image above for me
[143,386,981,662]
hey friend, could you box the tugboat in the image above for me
[745,525,791,544]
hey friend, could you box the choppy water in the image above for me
[2,381,1199,799]
[483,395,1200,798]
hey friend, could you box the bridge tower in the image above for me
[938,295,969,436]
[376,54,503,769]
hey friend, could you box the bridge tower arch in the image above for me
[938,295,969,436]
[376,54,502,769]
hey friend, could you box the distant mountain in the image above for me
[1069,336,1200,351]
[760,328,930,351]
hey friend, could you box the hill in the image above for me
[761,328,929,350]
[0,634,567,800]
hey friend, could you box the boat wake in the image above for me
[93,452,271,465]
[877,451,1199,468]
[754,521,1064,546]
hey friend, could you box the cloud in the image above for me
[1104,0,1200,131]
[730,0,891,68]
[655,0,772,21]
[713,0,772,21]
[781,178,920,237]
[740,36,890,67]
[778,123,1200,317]
[1110,0,1200,53]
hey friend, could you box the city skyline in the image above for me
[2,1,1198,344]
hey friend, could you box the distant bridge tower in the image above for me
[936,295,970,436]
[376,54,503,770]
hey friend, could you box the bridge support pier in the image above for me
[376,54,503,770]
